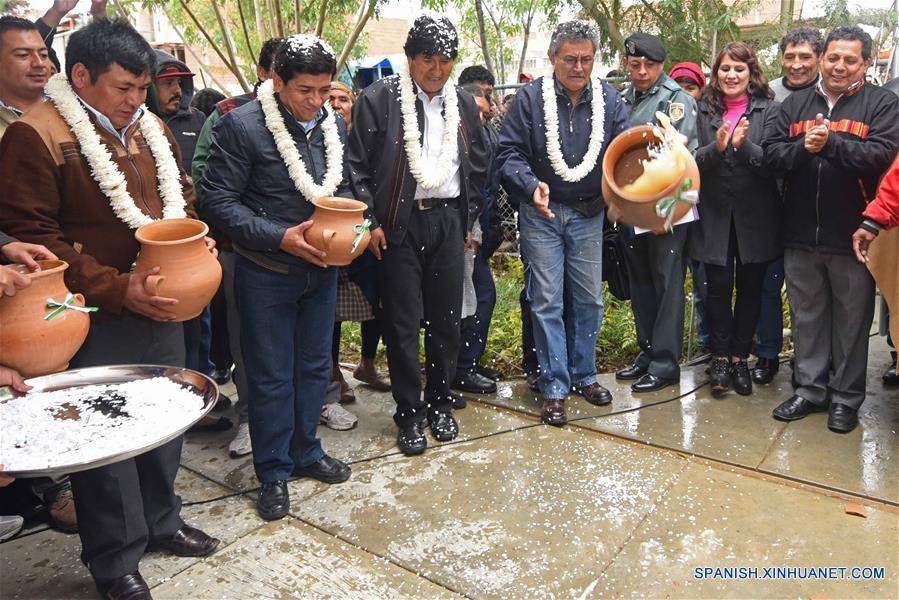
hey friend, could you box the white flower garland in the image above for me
[398,65,460,190]
[257,79,344,201]
[44,73,186,229]
[541,71,606,183]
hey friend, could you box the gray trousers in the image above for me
[220,250,249,422]
[624,225,690,380]
[67,314,186,584]
[785,248,875,409]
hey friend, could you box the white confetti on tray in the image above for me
[0,377,205,472]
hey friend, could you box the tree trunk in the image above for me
[336,0,377,75]
[517,1,537,79]
[474,0,494,74]
[315,0,328,37]
[212,0,251,92]
[274,0,285,37]
[253,0,267,39]
[164,6,231,92]
[779,0,794,34]
[237,0,258,70]
[294,0,302,32]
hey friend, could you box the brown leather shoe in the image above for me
[47,485,78,533]
[98,571,151,600]
[541,399,567,426]
[353,363,391,391]
[148,525,220,557]
[573,382,613,406]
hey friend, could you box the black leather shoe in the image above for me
[709,357,732,395]
[883,357,899,386]
[476,365,503,381]
[98,571,151,600]
[213,367,232,385]
[631,373,677,393]
[427,410,459,442]
[452,371,497,394]
[398,421,427,455]
[732,360,752,396]
[573,382,612,406]
[257,481,289,520]
[541,399,567,426]
[616,363,647,381]
[751,357,779,384]
[148,525,219,557]
[772,394,827,421]
[828,403,859,433]
[451,391,467,410]
[293,454,351,484]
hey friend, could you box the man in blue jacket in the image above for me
[199,35,353,520]
[496,20,630,425]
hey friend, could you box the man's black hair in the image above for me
[779,26,825,56]
[65,17,155,82]
[259,37,285,72]
[459,65,495,87]
[0,15,39,44]
[461,83,486,98]
[273,34,336,82]
[191,87,226,117]
[824,25,873,61]
[403,15,458,59]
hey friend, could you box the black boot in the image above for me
[732,360,752,396]
[751,356,779,384]
[709,357,732,396]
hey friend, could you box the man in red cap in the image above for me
[148,50,207,172]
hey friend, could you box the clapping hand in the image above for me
[804,113,830,154]
[715,120,732,153]
[731,117,750,150]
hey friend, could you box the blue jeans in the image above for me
[235,256,337,483]
[519,201,604,399]
[756,256,784,359]
[183,306,215,375]
[457,252,497,372]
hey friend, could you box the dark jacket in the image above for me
[763,81,899,255]
[198,98,353,271]
[690,96,782,266]
[148,51,207,172]
[479,123,504,257]
[348,76,488,245]
[496,76,631,216]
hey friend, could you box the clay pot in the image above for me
[0,260,90,377]
[304,197,371,266]
[601,125,701,233]
[134,218,222,322]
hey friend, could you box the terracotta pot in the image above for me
[601,125,701,233]
[304,197,371,266]
[0,260,90,377]
[134,218,222,322]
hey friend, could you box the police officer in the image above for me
[616,32,699,393]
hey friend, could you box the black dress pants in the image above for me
[379,203,464,426]
[704,226,769,359]
[67,315,186,586]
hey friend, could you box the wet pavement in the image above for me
[2,334,897,598]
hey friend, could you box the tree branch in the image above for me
[236,0,258,71]
[179,0,236,73]
[212,0,251,91]
[315,0,328,37]
[336,0,377,75]
[474,1,494,74]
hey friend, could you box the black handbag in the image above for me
[602,218,631,301]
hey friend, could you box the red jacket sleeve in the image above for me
[864,158,899,230]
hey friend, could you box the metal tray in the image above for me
[1,365,218,478]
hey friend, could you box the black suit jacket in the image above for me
[348,75,488,245]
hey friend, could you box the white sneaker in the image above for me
[0,515,23,542]
[229,421,252,457]
[320,403,358,430]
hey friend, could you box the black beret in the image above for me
[624,33,666,62]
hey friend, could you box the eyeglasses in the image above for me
[560,55,595,67]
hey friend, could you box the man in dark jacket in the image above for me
[764,26,899,433]
[199,35,353,520]
[349,16,488,455]
[496,20,630,425]
[617,32,699,394]
[147,50,207,172]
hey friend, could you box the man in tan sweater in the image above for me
[0,18,218,600]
